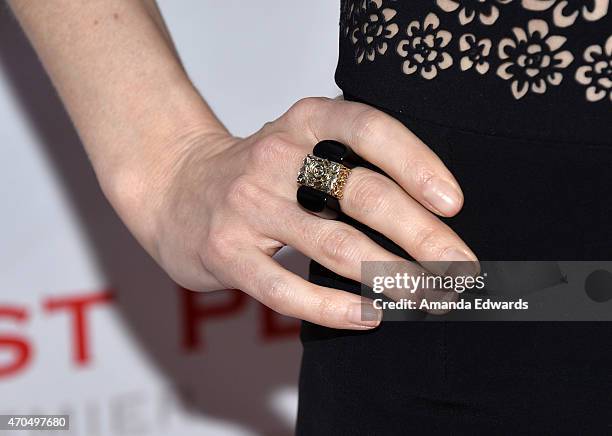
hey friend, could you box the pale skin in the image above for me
[9,0,478,330]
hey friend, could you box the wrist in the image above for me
[100,123,233,260]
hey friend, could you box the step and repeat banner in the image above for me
[0,2,340,435]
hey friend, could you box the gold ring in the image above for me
[297,154,351,200]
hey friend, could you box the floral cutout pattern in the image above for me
[340,1,356,37]
[436,0,513,25]
[396,13,453,79]
[522,0,609,27]
[496,19,573,99]
[575,35,612,101]
[459,34,493,74]
[340,0,611,103]
[348,0,399,63]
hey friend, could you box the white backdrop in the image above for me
[0,1,340,435]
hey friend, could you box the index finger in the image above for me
[286,97,464,217]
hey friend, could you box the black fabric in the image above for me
[296,2,612,434]
[334,0,612,145]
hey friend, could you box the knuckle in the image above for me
[411,226,444,256]
[315,295,338,321]
[411,163,436,190]
[317,227,361,266]
[285,97,329,129]
[225,175,260,211]
[347,173,392,215]
[205,226,237,262]
[250,133,289,167]
[290,97,327,119]
[352,108,386,143]
[260,275,294,314]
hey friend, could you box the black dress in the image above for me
[297,0,612,434]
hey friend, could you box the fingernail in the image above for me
[348,302,382,328]
[442,248,480,277]
[423,178,463,216]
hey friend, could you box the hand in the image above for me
[141,97,477,330]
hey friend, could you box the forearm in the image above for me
[8,0,227,247]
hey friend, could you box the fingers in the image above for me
[230,249,383,330]
[366,261,459,315]
[246,130,477,271]
[339,167,478,271]
[201,180,383,329]
[284,97,464,217]
[261,197,407,282]
[257,198,461,315]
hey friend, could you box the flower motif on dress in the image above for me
[396,13,453,80]
[522,0,609,27]
[340,1,357,37]
[459,34,492,74]
[496,19,573,99]
[575,35,612,102]
[349,0,399,64]
[436,0,513,25]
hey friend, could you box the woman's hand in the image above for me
[9,1,474,330]
[142,97,477,330]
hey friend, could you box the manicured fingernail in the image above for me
[442,248,480,277]
[423,178,463,216]
[348,302,382,327]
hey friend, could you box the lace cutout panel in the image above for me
[340,0,611,102]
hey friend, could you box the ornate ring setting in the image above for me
[297,154,351,200]
[295,140,364,219]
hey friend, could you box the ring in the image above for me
[312,140,363,169]
[296,186,341,220]
[297,154,351,200]
[296,140,361,219]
